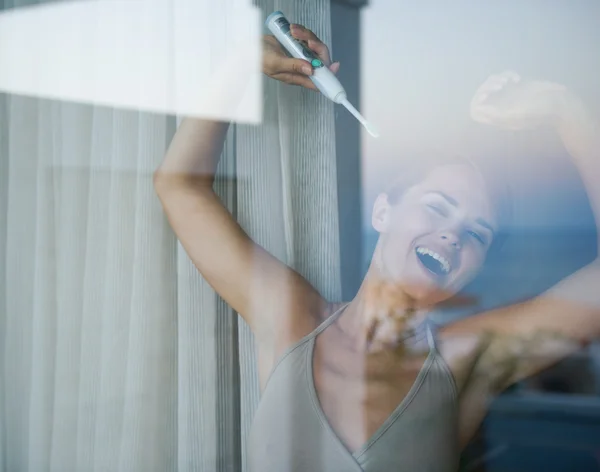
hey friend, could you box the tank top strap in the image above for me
[312,302,349,337]
[424,319,459,398]
[259,303,350,392]
[425,320,437,352]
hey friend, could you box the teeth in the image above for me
[416,247,451,274]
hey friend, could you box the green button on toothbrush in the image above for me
[311,59,323,68]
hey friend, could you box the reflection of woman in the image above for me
[154,24,600,472]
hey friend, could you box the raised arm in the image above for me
[465,73,600,348]
[154,29,340,350]
[445,72,600,445]
[466,72,600,330]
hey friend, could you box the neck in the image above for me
[337,269,430,354]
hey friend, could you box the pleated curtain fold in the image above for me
[0,1,340,471]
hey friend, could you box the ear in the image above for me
[372,193,393,233]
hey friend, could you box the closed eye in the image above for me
[468,230,485,245]
[427,204,448,217]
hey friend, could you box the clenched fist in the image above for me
[262,24,340,91]
[470,70,570,130]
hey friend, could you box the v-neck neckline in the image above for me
[305,313,436,461]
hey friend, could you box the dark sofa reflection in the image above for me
[462,349,600,472]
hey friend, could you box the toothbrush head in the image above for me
[364,121,380,138]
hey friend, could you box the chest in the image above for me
[249,328,462,472]
[311,333,433,454]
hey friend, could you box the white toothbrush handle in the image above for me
[266,11,347,103]
[265,11,379,137]
[311,67,346,103]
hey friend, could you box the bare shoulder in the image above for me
[257,299,342,389]
[268,299,344,362]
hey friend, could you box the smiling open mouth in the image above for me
[416,247,451,276]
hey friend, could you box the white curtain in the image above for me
[177,1,341,469]
[0,1,340,471]
[1,96,179,472]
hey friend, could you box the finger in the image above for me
[289,23,319,42]
[268,56,313,76]
[486,75,509,91]
[271,72,317,90]
[501,70,521,83]
[306,40,332,66]
[471,91,488,107]
[540,80,567,92]
[472,82,498,105]
[472,76,508,105]
[329,61,340,74]
[471,105,498,123]
[290,24,332,65]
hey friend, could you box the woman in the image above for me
[154,24,600,472]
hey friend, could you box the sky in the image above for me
[359,0,600,230]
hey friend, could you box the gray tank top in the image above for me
[247,305,460,472]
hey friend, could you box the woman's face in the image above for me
[372,164,498,305]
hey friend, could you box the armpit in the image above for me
[471,330,582,392]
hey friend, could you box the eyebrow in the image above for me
[475,217,495,235]
[432,191,458,207]
[430,191,495,235]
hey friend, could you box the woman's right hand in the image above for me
[262,23,340,91]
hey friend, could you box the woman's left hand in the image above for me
[470,70,571,130]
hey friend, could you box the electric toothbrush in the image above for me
[265,11,379,138]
